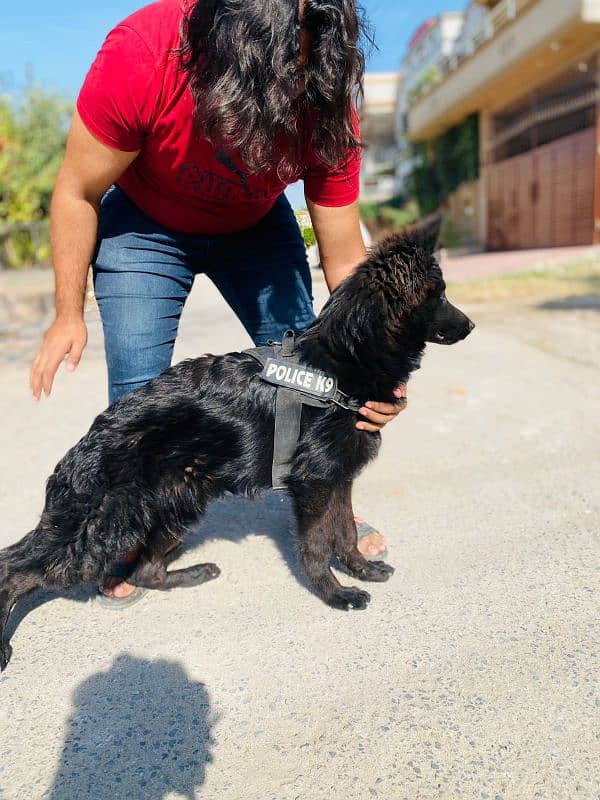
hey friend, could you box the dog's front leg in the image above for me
[292,483,371,611]
[332,482,395,584]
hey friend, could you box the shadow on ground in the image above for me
[6,492,304,645]
[539,294,600,311]
[44,654,213,800]
[186,491,305,585]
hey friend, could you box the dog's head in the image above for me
[302,216,474,391]
[366,216,475,347]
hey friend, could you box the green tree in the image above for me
[0,84,72,223]
[0,82,71,265]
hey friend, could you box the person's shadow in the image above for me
[45,655,214,800]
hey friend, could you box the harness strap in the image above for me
[245,345,276,366]
[272,388,302,490]
[244,331,362,490]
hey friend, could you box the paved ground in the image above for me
[0,271,599,800]
[3,244,599,331]
[441,244,600,282]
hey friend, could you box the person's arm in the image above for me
[306,198,407,433]
[30,112,139,400]
[305,198,366,291]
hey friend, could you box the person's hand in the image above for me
[356,383,407,432]
[30,316,88,400]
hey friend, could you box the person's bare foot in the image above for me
[99,578,137,599]
[98,547,141,599]
[355,518,387,558]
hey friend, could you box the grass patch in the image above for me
[447,257,600,304]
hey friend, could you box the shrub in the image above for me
[302,226,316,248]
[359,196,419,236]
[438,218,464,249]
[409,114,479,216]
[0,81,72,267]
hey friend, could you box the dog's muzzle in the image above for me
[427,301,475,345]
[433,318,475,345]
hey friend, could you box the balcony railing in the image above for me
[489,86,600,151]
[409,0,536,107]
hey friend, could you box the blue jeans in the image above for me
[93,187,316,404]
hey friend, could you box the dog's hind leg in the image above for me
[291,483,372,611]
[331,483,395,584]
[126,552,220,591]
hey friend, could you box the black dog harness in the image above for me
[245,330,361,490]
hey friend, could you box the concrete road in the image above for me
[0,274,598,800]
[441,244,600,281]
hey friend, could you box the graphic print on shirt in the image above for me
[215,149,249,194]
[176,150,271,203]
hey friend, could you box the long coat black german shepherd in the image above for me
[0,218,474,670]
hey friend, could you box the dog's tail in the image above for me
[0,530,45,671]
[0,529,40,582]
[0,530,44,598]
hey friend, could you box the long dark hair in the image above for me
[178,0,371,181]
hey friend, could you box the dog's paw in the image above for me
[348,560,395,583]
[327,587,371,611]
[0,642,13,672]
[188,563,221,584]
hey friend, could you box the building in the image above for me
[395,13,466,194]
[402,0,600,249]
[402,12,466,104]
[359,72,402,202]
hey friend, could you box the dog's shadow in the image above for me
[44,654,214,800]
[539,294,600,312]
[7,491,304,641]
[184,490,305,581]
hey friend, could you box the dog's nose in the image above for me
[467,320,475,333]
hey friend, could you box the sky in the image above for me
[0,0,465,208]
[0,0,465,95]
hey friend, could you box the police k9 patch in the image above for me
[260,358,337,400]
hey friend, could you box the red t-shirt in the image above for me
[77,0,361,234]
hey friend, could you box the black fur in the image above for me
[0,219,474,670]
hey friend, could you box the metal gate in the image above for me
[486,127,596,249]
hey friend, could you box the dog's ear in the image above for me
[406,215,443,254]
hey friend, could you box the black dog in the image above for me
[0,218,474,670]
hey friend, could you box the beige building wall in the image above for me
[441,180,483,247]
[360,73,402,201]
[408,0,600,141]
[401,0,600,248]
